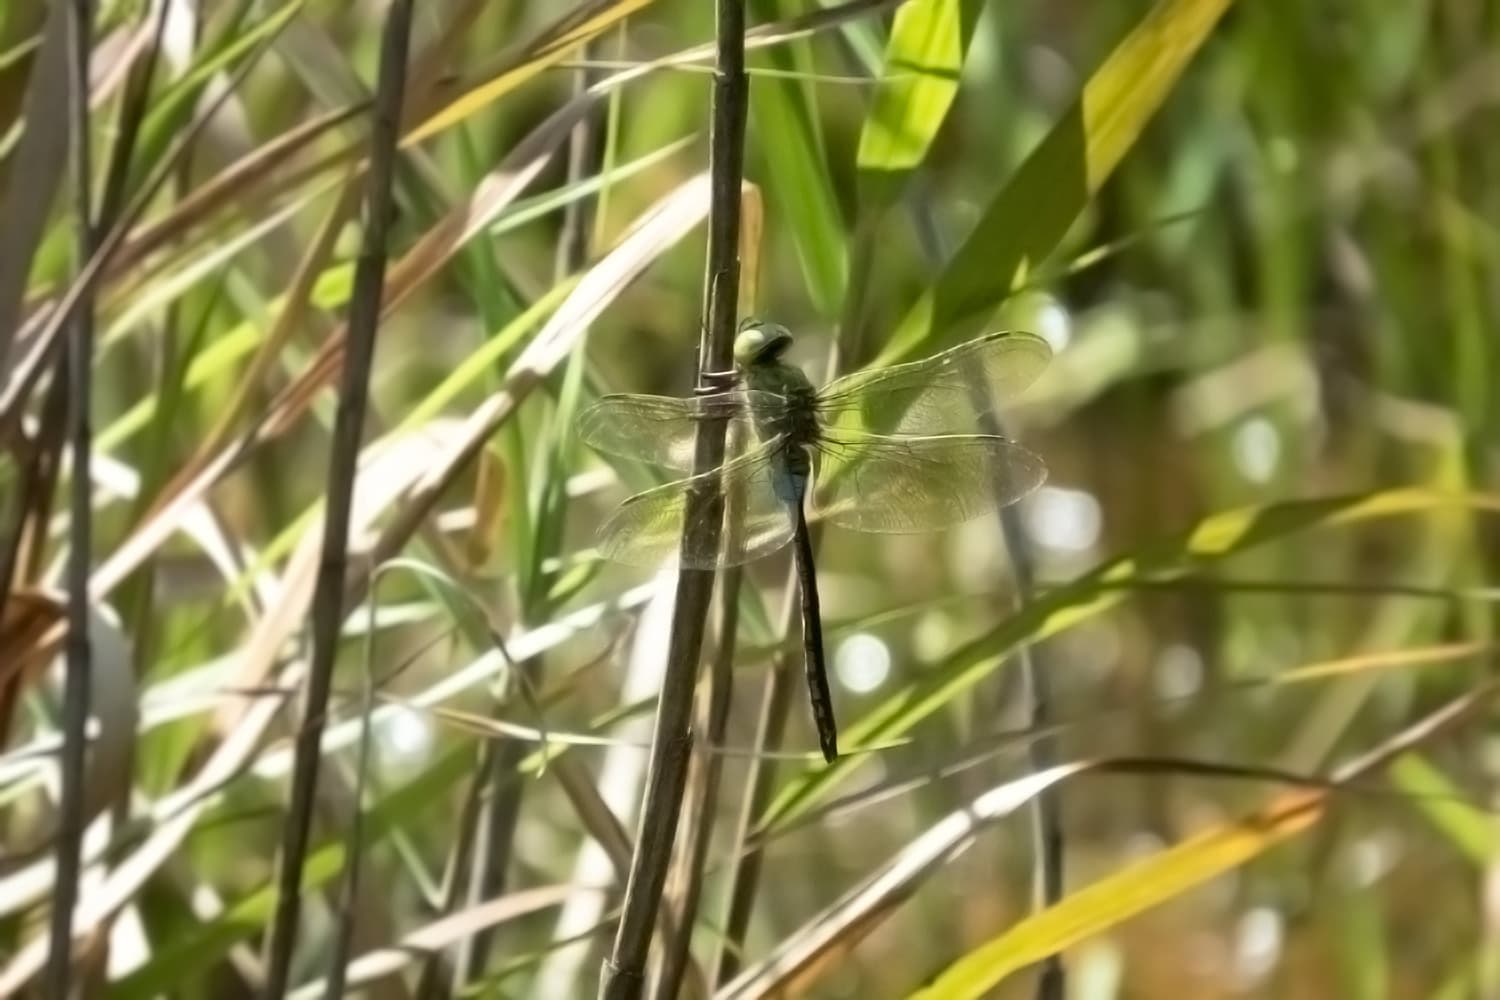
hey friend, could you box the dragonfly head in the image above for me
[733,319,793,369]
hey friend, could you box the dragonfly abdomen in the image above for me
[768,441,815,505]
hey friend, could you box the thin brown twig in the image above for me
[995,499,1065,1000]
[655,187,762,1000]
[599,1,749,996]
[653,566,741,1000]
[260,0,414,994]
[412,740,488,999]
[711,623,795,984]
[43,0,96,994]
[77,2,174,988]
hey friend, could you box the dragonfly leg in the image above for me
[696,368,740,393]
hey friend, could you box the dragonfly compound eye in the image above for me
[733,321,794,368]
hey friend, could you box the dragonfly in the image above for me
[578,320,1050,762]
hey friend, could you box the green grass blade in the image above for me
[878,0,1237,363]
[1390,752,1496,864]
[402,0,657,147]
[905,791,1324,999]
[855,0,982,206]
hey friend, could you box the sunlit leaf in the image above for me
[402,0,657,147]
[878,0,1237,362]
[856,0,983,205]
[906,791,1323,998]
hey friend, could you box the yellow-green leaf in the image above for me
[402,0,656,147]
[906,792,1323,999]
[878,0,1236,364]
[856,0,982,205]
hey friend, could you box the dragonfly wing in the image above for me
[577,390,771,470]
[813,431,1046,533]
[596,439,797,569]
[815,331,1051,436]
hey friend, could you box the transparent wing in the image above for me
[578,389,789,471]
[815,331,1050,437]
[576,391,749,470]
[595,440,797,569]
[813,431,1046,533]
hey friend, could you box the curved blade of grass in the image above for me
[855,0,982,207]
[718,761,1099,1000]
[402,0,657,148]
[725,755,1387,998]
[906,680,1500,998]
[905,790,1324,1000]
[752,639,1494,846]
[760,489,1500,831]
[878,0,1237,363]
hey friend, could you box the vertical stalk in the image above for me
[413,743,487,998]
[650,566,739,1000]
[321,590,383,1000]
[710,589,797,986]
[44,0,96,994]
[653,187,761,1000]
[260,1,413,994]
[714,264,845,989]
[599,2,749,997]
[996,502,1066,1000]
[93,10,174,985]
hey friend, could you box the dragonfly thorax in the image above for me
[742,360,820,448]
[738,350,820,505]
